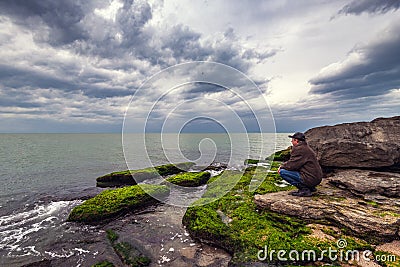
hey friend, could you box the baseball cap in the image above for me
[288,132,306,141]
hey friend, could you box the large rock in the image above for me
[305,116,400,168]
[328,169,400,198]
[96,162,195,187]
[254,169,400,242]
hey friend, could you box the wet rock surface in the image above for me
[305,116,400,169]
[22,204,231,267]
[254,169,400,242]
[102,204,231,267]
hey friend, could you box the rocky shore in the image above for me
[44,116,400,266]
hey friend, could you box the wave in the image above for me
[0,200,82,256]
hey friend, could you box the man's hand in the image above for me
[278,166,281,174]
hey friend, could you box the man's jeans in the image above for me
[279,169,303,187]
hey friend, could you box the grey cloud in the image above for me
[309,23,400,99]
[338,0,400,15]
[0,64,75,90]
[0,0,279,132]
[0,63,133,99]
[0,0,104,45]
[271,90,400,132]
[161,24,207,61]
[117,0,152,48]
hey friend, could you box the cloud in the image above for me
[338,0,400,15]
[0,0,276,132]
[1,0,397,133]
[0,0,103,46]
[309,22,400,99]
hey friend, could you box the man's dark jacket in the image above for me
[281,141,323,187]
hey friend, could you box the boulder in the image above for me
[254,169,400,242]
[96,162,195,187]
[305,116,400,168]
[165,171,211,187]
[328,169,400,198]
[68,184,170,223]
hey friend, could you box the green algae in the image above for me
[91,261,115,267]
[182,164,371,266]
[96,162,195,187]
[106,229,119,243]
[165,171,211,187]
[68,184,169,223]
[113,242,151,267]
[105,229,151,267]
[267,147,291,162]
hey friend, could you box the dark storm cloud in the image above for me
[117,0,152,47]
[309,22,400,99]
[0,64,132,98]
[338,0,400,15]
[0,0,105,45]
[0,64,75,90]
[161,24,206,61]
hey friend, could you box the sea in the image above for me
[0,133,291,266]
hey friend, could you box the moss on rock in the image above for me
[165,171,211,187]
[96,162,195,188]
[105,229,151,267]
[266,146,291,162]
[91,261,115,267]
[182,165,370,266]
[68,184,169,223]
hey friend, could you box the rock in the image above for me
[266,146,291,162]
[165,172,211,187]
[67,184,170,223]
[376,240,400,257]
[254,169,400,242]
[21,259,52,267]
[105,204,231,267]
[109,236,151,266]
[304,116,400,168]
[96,162,195,188]
[191,162,228,172]
[328,169,400,198]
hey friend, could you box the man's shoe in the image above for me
[296,188,312,197]
[289,190,301,196]
[290,188,312,197]
[310,187,317,192]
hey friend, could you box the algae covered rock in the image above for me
[165,171,211,187]
[105,229,150,267]
[96,162,195,187]
[265,147,291,162]
[182,166,376,266]
[91,261,115,267]
[68,184,169,223]
[272,146,291,161]
[254,169,400,243]
[182,167,316,265]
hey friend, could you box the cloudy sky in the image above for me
[0,0,399,133]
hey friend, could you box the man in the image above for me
[278,132,323,197]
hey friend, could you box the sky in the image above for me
[0,0,399,133]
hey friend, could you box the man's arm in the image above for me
[280,147,306,171]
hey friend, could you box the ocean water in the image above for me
[0,133,291,266]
